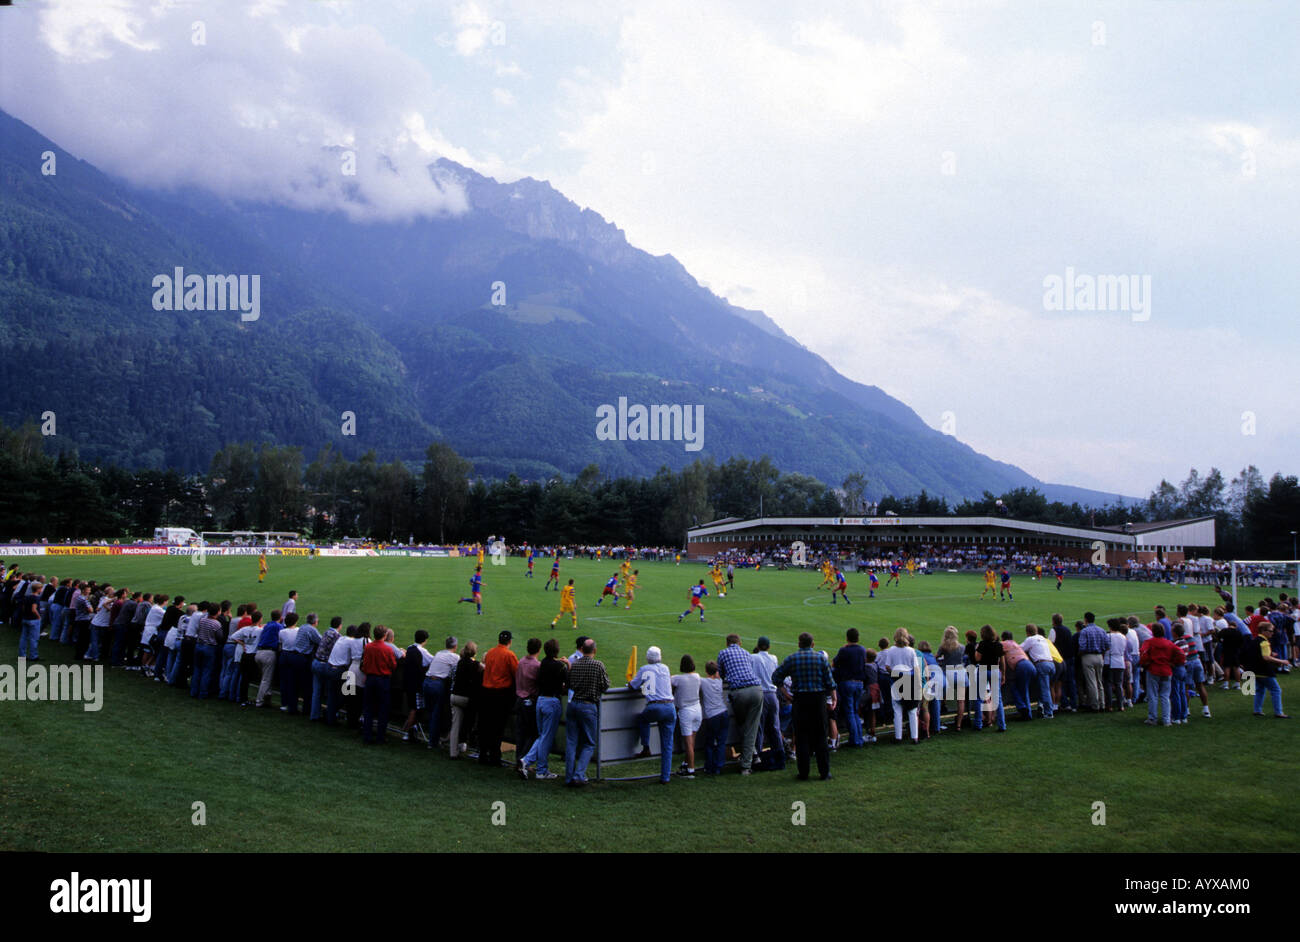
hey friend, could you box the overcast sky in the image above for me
[2,0,1296,497]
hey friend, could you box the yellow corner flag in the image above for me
[625,645,638,683]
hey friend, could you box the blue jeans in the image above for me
[362,674,392,743]
[638,701,677,782]
[524,695,562,774]
[280,650,305,713]
[838,680,864,745]
[565,701,599,783]
[757,689,786,767]
[192,643,220,698]
[111,623,131,666]
[165,646,185,684]
[1034,661,1055,717]
[1146,674,1172,724]
[47,604,64,644]
[702,711,730,773]
[1253,676,1284,715]
[1012,659,1036,718]
[972,666,1006,731]
[421,676,450,742]
[87,626,106,661]
[218,643,241,700]
[1170,665,1188,720]
[18,619,40,659]
[312,661,341,720]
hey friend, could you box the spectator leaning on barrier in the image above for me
[629,645,676,784]
[565,638,609,787]
[479,630,518,768]
[772,632,835,781]
[716,634,763,775]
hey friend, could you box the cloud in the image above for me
[1,0,469,221]
[548,2,1300,495]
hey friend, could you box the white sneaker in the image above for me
[1203,707,1211,717]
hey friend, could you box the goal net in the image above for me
[199,530,300,549]
[1229,560,1300,611]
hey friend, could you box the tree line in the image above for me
[0,420,1294,556]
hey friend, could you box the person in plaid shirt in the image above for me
[565,638,609,786]
[771,632,836,780]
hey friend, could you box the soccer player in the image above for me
[620,557,631,583]
[980,565,997,600]
[624,569,639,610]
[999,567,1013,602]
[1034,564,1043,582]
[596,573,620,606]
[710,563,727,597]
[457,566,484,614]
[675,553,681,566]
[906,557,916,578]
[831,567,852,605]
[886,560,901,588]
[551,579,577,629]
[726,561,735,590]
[817,559,835,590]
[1055,565,1065,590]
[526,550,536,579]
[258,552,268,584]
[868,569,879,598]
[678,581,708,623]
[477,544,485,567]
[545,554,561,591]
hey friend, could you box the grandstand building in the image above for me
[686,515,1217,566]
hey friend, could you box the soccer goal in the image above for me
[199,530,300,550]
[1229,560,1300,611]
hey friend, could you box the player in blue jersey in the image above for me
[868,569,879,598]
[999,567,1013,602]
[678,581,708,622]
[831,567,852,604]
[886,561,901,587]
[1055,566,1065,590]
[596,573,620,606]
[545,554,560,591]
[526,549,536,579]
[457,566,484,614]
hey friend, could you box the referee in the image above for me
[772,632,836,781]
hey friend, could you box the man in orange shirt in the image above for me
[479,630,519,767]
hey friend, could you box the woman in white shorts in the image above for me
[672,655,703,775]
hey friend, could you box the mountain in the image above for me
[0,109,1132,506]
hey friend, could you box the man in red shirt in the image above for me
[1139,624,1185,727]
[479,630,519,767]
[361,626,403,744]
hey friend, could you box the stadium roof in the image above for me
[686,515,1216,548]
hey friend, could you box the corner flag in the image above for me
[625,645,637,683]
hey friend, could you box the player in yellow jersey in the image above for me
[551,579,577,629]
[620,558,631,583]
[258,551,267,583]
[624,569,639,609]
[906,557,916,577]
[1034,564,1042,581]
[675,553,680,566]
[817,559,835,590]
[476,544,485,567]
[980,565,997,599]
[710,564,727,597]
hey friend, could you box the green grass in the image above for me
[2,557,1296,853]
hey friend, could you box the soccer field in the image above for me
[2,555,1296,853]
